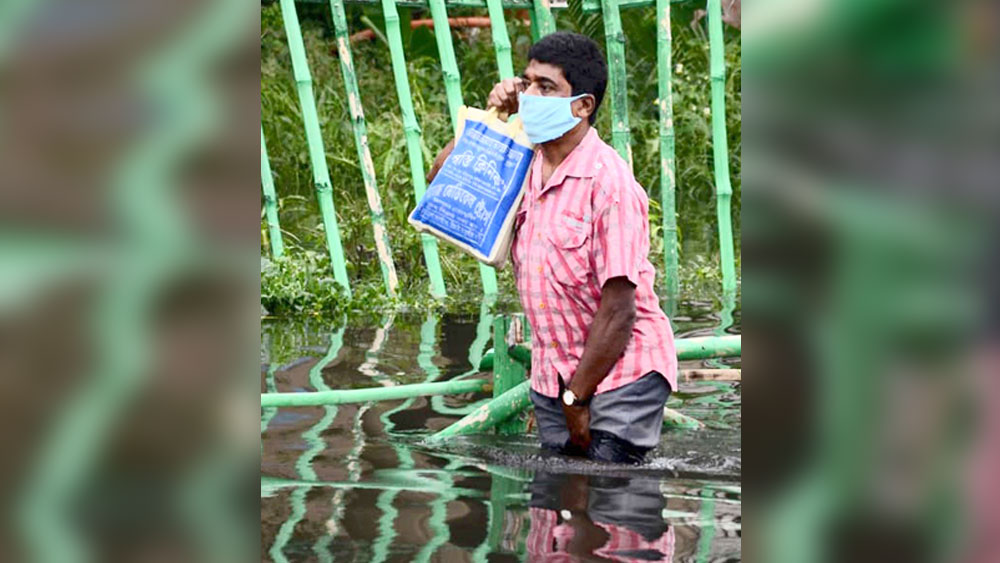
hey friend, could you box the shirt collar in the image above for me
[537,127,600,194]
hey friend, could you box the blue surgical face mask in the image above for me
[517,92,588,144]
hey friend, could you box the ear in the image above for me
[573,94,596,121]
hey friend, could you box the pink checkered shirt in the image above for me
[511,127,677,398]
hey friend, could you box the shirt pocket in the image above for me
[544,217,591,286]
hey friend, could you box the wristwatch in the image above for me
[562,388,591,407]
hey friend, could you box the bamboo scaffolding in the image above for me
[261,378,489,407]
[656,0,679,308]
[381,0,448,298]
[707,0,737,294]
[601,0,633,166]
[304,0,667,10]
[427,0,499,295]
[330,0,399,297]
[260,128,285,258]
[278,0,352,295]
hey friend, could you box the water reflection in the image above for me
[261,299,740,562]
[528,471,674,561]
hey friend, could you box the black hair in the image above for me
[528,32,607,125]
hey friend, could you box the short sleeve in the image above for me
[593,180,648,288]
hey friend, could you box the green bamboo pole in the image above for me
[656,0,679,309]
[278,0,351,296]
[484,0,515,79]
[707,0,737,294]
[663,406,704,430]
[427,0,499,295]
[261,378,489,407]
[493,317,528,435]
[429,379,707,439]
[381,0,448,298]
[479,334,741,369]
[676,334,740,359]
[260,128,285,258]
[530,0,556,41]
[601,0,633,167]
[330,0,399,297]
[426,380,532,441]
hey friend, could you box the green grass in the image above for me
[260,1,740,315]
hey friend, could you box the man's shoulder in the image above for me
[589,140,646,208]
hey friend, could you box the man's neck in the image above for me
[539,121,590,168]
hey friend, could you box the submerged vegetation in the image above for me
[261,1,741,315]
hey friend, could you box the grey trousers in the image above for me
[530,371,672,462]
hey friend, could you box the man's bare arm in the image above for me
[561,277,636,450]
[568,277,637,400]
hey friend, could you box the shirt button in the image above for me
[551,341,559,349]
[536,266,543,273]
[539,302,546,309]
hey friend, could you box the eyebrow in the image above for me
[527,76,556,87]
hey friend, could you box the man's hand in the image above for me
[562,403,592,452]
[487,77,526,115]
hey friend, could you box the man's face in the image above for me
[521,60,573,97]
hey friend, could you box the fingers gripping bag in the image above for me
[409,107,534,268]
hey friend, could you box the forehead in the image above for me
[524,60,568,85]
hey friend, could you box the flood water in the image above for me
[261,299,741,562]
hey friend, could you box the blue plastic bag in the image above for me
[409,107,534,267]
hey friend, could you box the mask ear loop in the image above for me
[570,93,591,120]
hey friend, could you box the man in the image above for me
[431,32,676,464]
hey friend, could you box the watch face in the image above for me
[562,390,574,406]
